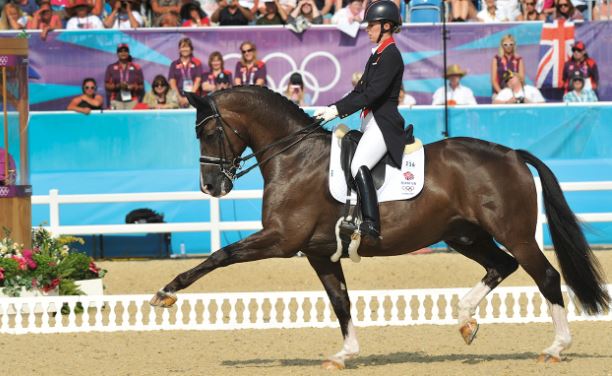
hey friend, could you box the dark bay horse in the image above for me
[150,86,610,368]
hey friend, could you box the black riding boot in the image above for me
[354,166,381,239]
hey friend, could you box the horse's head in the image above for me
[186,92,248,197]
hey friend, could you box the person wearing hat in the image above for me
[314,1,404,240]
[26,1,62,40]
[104,0,144,29]
[283,72,312,106]
[65,0,103,29]
[493,69,545,104]
[563,70,598,103]
[180,1,211,26]
[104,43,145,110]
[214,72,232,91]
[432,64,477,106]
[562,40,599,94]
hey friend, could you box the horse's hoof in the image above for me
[149,290,177,308]
[459,318,479,345]
[537,353,562,363]
[321,358,345,370]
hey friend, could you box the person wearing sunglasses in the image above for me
[562,40,598,94]
[491,34,524,98]
[234,41,267,86]
[516,0,545,20]
[553,0,583,20]
[143,75,180,109]
[67,78,104,114]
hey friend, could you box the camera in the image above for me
[515,96,525,104]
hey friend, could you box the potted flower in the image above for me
[0,227,107,299]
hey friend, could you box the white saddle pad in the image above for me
[328,125,425,204]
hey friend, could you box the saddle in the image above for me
[339,124,415,191]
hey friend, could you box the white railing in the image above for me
[1,285,610,335]
[535,180,612,250]
[31,189,264,252]
[32,181,612,253]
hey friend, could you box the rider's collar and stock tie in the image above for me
[196,96,326,180]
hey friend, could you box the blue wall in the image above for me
[29,104,612,254]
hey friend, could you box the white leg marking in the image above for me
[328,319,360,367]
[457,281,491,324]
[541,302,572,358]
[331,217,344,262]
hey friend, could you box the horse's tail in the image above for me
[516,149,610,315]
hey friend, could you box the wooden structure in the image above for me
[0,38,30,247]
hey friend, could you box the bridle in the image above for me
[195,95,325,181]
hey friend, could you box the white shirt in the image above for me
[496,85,545,103]
[477,9,504,22]
[432,84,477,105]
[66,15,104,30]
[400,94,417,106]
[331,7,364,24]
[108,11,144,29]
[494,0,521,21]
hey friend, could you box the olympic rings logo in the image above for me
[0,186,9,197]
[0,56,8,67]
[224,51,342,105]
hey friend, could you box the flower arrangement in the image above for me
[0,227,106,297]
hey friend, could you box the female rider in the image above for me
[315,0,404,240]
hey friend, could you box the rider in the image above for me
[314,0,404,240]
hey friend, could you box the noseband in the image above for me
[195,96,325,181]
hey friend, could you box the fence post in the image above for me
[48,189,60,236]
[210,197,221,252]
[534,177,545,250]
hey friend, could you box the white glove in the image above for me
[314,105,339,122]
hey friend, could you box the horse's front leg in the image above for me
[150,229,295,307]
[307,255,359,370]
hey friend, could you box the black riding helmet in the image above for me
[364,0,401,33]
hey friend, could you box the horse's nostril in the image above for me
[202,184,212,193]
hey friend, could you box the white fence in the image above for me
[32,181,612,253]
[1,285,610,335]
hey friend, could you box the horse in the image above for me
[150,86,610,368]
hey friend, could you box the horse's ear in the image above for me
[185,92,206,109]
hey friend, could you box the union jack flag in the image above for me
[535,20,575,89]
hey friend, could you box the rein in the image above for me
[196,96,325,180]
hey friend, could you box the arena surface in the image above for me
[3,251,611,375]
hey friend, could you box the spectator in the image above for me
[12,0,39,17]
[491,34,524,97]
[432,64,477,106]
[477,0,503,21]
[553,0,583,20]
[399,84,416,106]
[142,75,180,109]
[67,77,104,114]
[495,0,521,20]
[563,70,598,103]
[562,40,598,94]
[287,0,322,33]
[516,0,545,20]
[234,41,267,86]
[283,72,312,106]
[449,0,477,21]
[26,1,62,40]
[593,0,612,19]
[211,0,254,25]
[65,0,104,29]
[493,70,545,104]
[0,3,28,30]
[103,0,144,29]
[158,11,181,26]
[256,0,288,24]
[180,1,211,26]
[168,37,203,108]
[314,0,334,22]
[104,43,145,110]
[214,72,232,91]
[202,51,233,95]
[331,0,364,24]
[151,0,181,27]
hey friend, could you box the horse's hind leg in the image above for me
[446,230,519,345]
[505,239,570,363]
[307,255,359,370]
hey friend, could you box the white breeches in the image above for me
[350,113,388,177]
